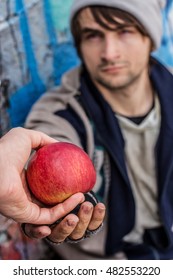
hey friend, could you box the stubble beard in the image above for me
[94,71,142,93]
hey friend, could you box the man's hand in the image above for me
[23,201,106,242]
[0,127,84,224]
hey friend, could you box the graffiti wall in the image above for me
[0,0,173,136]
[0,0,79,135]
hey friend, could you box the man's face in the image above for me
[78,8,152,93]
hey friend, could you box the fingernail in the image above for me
[67,217,78,227]
[82,204,92,214]
[98,208,105,214]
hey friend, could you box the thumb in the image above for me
[18,193,85,224]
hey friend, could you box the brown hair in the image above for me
[71,6,150,57]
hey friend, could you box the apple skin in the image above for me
[26,142,96,206]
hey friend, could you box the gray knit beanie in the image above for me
[70,0,166,50]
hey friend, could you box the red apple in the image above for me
[26,142,96,205]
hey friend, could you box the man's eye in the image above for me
[119,28,135,35]
[85,33,101,39]
[120,29,131,34]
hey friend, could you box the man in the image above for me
[24,0,173,259]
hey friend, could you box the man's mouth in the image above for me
[100,65,125,73]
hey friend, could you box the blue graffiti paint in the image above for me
[56,43,80,84]
[165,0,173,12]
[15,0,45,92]
[42,0,60,85]
[50,0,73,31]
[9,0,47,127]
[43,0,79,85]
[153,1,173,67]
[9,84,41,127]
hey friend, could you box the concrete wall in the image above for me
[0,0,173,135]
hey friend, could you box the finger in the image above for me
[48,214,79,243]
[88,203,106,231]
[24,224,51,239]
[23,192,84,224]
[69,201,94,240]
[25,129,58,150]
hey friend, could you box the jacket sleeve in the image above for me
[25,90,83,149]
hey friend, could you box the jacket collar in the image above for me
[150,59,173,131]
[80,68,130,186]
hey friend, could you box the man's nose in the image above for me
[101,36,121,61]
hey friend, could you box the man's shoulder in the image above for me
[150,57,173,83]
[61,65,81,89]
